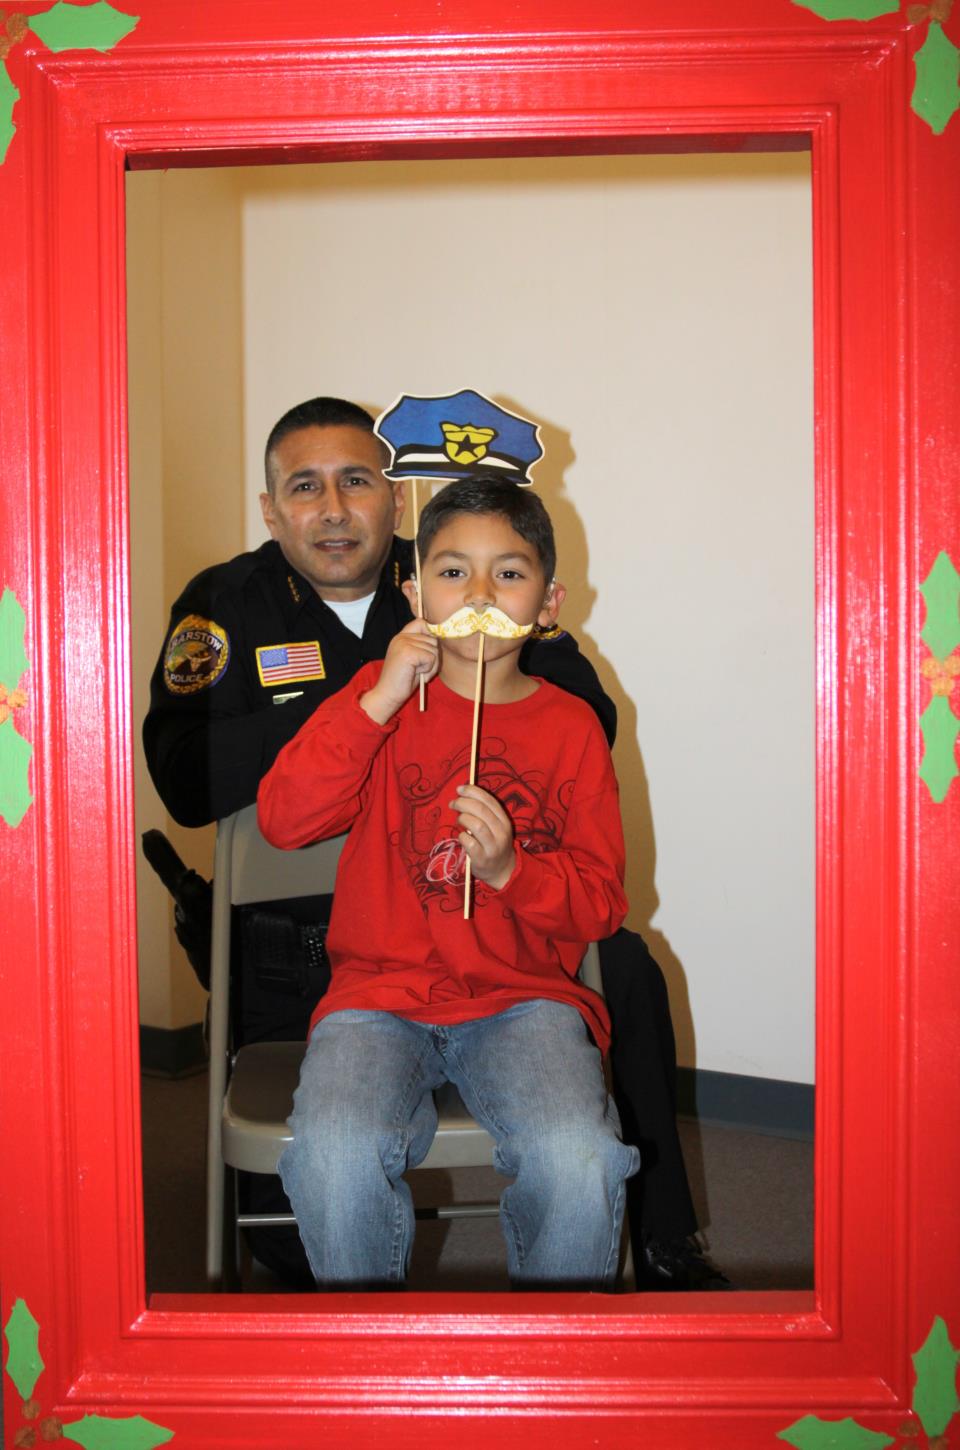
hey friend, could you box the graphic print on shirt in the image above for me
[394,735,572,914]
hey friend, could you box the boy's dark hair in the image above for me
[417,476,556,583]
[264,397,384,492]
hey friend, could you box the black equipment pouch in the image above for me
[239,898,332,1001]
[141,828,333,1045]
[239,904,329,997]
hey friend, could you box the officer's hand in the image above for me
[450,784,516,890]
[360,618,440,724]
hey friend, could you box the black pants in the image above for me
[233,916,697,1283]
[600,929,698,1245]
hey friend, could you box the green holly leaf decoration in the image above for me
[919,555,960,804]
[29,2,140,54]
[921,553,960,659]
[62,1414,175,1449]
[0,588,33,827]
[0,60,19,165]
[0,587,30,690]
[912,1316,960,1438]
[3,1298,45,1402]
[912,21,960,134]
[777,1416,895,1450]
[920,693,960,803]
[0,715,34,827]
[790,0,897,18]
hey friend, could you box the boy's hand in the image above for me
[450,784,515,890]
[360,619,439,724]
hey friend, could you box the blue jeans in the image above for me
[278,999,640,1289]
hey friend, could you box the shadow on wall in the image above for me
[516,402,699,1113]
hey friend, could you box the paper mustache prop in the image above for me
[422,606,535,918]
[425,606,534,640]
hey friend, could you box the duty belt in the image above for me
[241,905,331,998]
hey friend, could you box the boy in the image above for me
[257,477,639,1288]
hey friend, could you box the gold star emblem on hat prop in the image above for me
[441,422,497,466]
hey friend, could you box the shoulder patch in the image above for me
[163,615,230,695]
[532,624,566,642]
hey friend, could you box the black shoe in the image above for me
[639,1234,734,1290]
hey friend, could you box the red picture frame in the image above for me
[1,1,958,1445]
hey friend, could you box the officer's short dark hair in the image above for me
[264,397,386,492]
[417,477,556,584]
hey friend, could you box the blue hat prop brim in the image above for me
[374,389,543,485]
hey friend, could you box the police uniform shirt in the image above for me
[143,537,616,830]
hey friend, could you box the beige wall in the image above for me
[128,169,244,1029]
[128,153,814,1082]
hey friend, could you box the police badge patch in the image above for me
[163,615,230,694]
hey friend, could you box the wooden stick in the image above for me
[412,478,426,711]
[463,631,485,920]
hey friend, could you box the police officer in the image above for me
[143,396,728,1290]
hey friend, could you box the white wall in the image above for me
[129,153,814,1082]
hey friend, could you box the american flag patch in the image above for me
[256,641,326,687]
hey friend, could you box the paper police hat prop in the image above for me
[375,389,543,485]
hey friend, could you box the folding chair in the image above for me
[205,802,634,1287]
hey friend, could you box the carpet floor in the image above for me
[140,1069,813,1296]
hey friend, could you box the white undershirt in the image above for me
[323,590,375,638]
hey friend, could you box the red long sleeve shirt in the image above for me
[257,664,627,1053]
